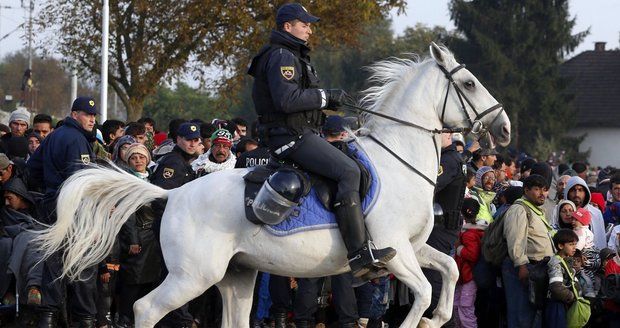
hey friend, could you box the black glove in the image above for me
[327,89,348,109]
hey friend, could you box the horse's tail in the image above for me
[35,164,168,281]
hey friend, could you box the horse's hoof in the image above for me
[417,317,433,328]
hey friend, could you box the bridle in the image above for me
[343,63,505,187]
[437,64,504,149]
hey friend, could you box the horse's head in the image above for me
[429,42,511,148]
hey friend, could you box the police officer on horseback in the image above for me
[248,3,396,279]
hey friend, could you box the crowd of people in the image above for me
[2,2,620,328]
[1,99,620,328]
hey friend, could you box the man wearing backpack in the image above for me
[502,174,555,328]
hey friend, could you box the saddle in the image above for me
[243,154,372,225]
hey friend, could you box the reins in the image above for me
[342,63,504,187]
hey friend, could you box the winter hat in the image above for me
[210,129,233,147]
[9,107,31,126]
[26,132,42,144]
[590,192,606,212]
[571,208,591,226]
[0,153,13,170]
[461,198,480,222]
[475,166,494,187]
[112,135,136,162]
[154,131,168,146]
[122,143,151,163]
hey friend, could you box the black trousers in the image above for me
[269,133,361,199]
[269,275,292,315]
[39,252,98,320]
[294,273,358,324]
[117,282,157,324]
[422,224,459,323]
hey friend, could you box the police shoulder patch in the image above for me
[280,66,295,80]
[438,165,444,176]
[163,167,175,179]
[81,154,90,164]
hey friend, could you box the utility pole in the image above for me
[100,0,109,121]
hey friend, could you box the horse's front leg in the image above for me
[416,243,459,327]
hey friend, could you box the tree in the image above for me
[449,0,588,152]
[0,50,94,118]
[37,0,405,121]
[142,82,223,128]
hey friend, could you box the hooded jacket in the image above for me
[564,176,607,250]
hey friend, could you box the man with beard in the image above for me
[191,129,236,175]
[564,176,607,250]
[502,174,555,328]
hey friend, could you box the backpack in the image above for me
[481,202,534,267]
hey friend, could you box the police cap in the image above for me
[276,3,320,25]
[176,122,201,140]
[71,96,98,115]
[322,115,347,134]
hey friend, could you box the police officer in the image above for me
[422,131,467,322]
[150,122,200,327]
[27,96,99,328]
[248,2,395,280]
[151,122,200,189]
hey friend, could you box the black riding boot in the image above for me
[273,312,288,328]
[70,316,95,328]
[294,320,314,328]
[37,312,57,328]
[334,192,396,278]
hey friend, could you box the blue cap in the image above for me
[176,122,201,140]
[322,115,347,134]
[71,96,97,115]
[276,3,320,25]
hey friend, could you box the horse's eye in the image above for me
[464,80,475,90]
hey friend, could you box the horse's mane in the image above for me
[359,46,455,128]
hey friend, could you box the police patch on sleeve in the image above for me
[81,154,90,164]
[437,165,444,176]
[280,66,295,80]
[163,168,175,179]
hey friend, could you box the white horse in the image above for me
[36,43,510,328]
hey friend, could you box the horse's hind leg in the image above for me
[385,239,433,328]
[417,243,460,327]
[216,266,258,328]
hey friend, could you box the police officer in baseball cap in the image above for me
[248,0,395,297]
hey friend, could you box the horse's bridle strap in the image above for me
[367,134,436,187]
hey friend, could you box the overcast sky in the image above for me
[0,0,617,61]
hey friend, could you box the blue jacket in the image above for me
[27,116,96,196]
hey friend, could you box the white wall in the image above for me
[573,127,620,167]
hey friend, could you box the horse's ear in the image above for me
[430,42,446,67]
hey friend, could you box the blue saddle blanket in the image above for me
[265,142,379,236]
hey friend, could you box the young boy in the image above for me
[544,229,580,328]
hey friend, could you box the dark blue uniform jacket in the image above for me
[248,30,324,136]
[27,116,96,196]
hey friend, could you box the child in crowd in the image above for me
[573,249,595,298]
[544,229,580,328]
[572,208,594,251]
[453,198,485,328]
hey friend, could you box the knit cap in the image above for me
[211,129,233,147]
[9,107,31,126]
[122,143,151,163]
[475,166,494,187]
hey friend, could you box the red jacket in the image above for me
[454,223,486,284]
